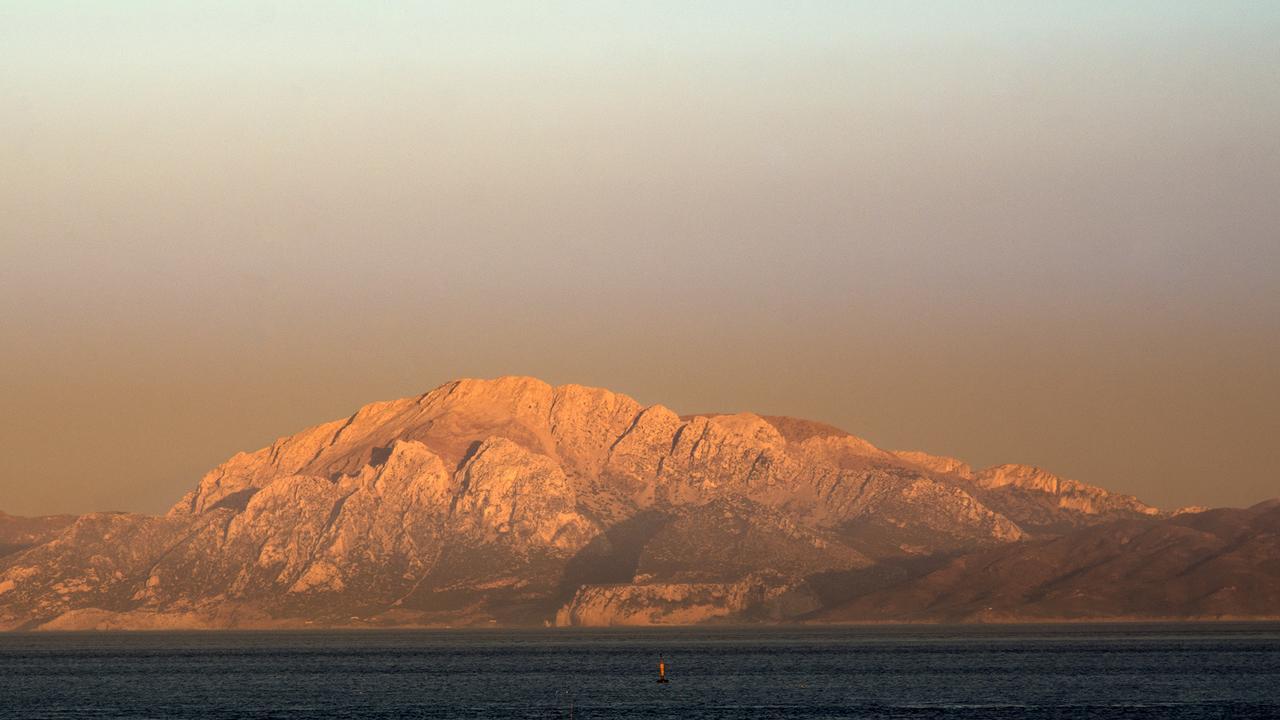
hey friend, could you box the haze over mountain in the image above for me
[6,4,1280,521]
[2,376,1273,631]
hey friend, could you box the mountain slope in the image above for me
[815,501,1280,622]
[894,451,1159,533]
[0,512,76,559]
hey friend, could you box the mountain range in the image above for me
[1,376,1275,630]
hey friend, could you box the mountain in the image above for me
[893,452,1159,534]
[814,500,1280,622]
[0,512,75,559]
[0,376,1271,630]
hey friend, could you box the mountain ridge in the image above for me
[2,376,1273,630]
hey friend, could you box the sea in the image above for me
[1,623,1278,719]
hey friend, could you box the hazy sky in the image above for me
[2,2,1278,515]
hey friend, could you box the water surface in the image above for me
[2,623,1278,719]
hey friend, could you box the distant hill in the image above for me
[814,500,1280,622]
[1,376,1272,630]
[0,511,75,559]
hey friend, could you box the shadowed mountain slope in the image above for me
[815,501,1280,622]
[0,512,76,559]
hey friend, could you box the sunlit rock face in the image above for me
[0,376,1201,630]
[893,451,1160,533]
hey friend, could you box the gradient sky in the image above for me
[2,2,1278,515]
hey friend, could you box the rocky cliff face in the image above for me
[169,378,1025,546]
[2,376,1253,630]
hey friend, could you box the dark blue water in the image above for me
[2,624,1278,719]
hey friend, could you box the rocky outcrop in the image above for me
[963,463,1159,533]
[0,375,1204,630]
[555,573,822,626]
